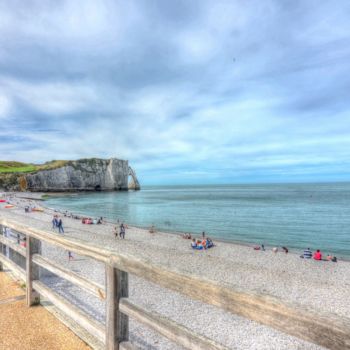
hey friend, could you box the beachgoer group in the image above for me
[253,244,338,262]
[299,248,337,261]
[114,223,127,239]
[191,237,214,250]
[52,215,64,233]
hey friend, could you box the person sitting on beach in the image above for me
[301,248,312,259]
[327,254,333,261]
[149,225,155,234]
[206,238,214,248]
[196,240,204,250]
[272,247,278,253]
[282,246,289,254]
[201,239,207,249]
[191,239,197,249]
[313,249,322,260]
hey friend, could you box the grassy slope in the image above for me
[0,160,69,174]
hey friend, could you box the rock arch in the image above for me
[128,166,140,190]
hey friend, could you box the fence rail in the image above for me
[0,218,349,350]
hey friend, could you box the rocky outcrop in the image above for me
[128,166,141,190]
[0,158,141,192]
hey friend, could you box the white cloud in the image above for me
[2,78,97,115]
[0,93,11,119]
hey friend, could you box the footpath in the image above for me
[0,271,91,350]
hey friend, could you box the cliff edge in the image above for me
[0,158,140,192]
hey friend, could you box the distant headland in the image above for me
[0,158,140,192]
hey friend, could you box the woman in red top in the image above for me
[313,249,322,260]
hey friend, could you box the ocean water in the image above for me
[45,183,350,258]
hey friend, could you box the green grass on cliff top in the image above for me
[0,160,68,174]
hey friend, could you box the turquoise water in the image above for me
[45,183,350,258]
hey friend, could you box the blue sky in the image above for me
[0,1,350,185]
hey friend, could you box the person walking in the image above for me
[57,218,64,234]
[120,223,125,239]
[52,216,57,230]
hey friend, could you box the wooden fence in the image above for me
[0,218,349,350]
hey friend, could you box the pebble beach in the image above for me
[1,192,350,350]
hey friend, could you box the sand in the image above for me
[1,192,349,349]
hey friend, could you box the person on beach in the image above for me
[301,248,312,259]
[149,225,155,234]
[57,218,64,234]
[282,246,289,254]
[272,247,278,253]
[114,226,118,238]
[68,251,74,261]
[52,216,57,230]
[313,249,322,260]
[191,239,197,248]
[202,231,206,239]
[206,237,214,248]
[327,254,333,261]
[120,223,125,239]
[261,244,265,251]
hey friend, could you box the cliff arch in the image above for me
[128,166,140,190]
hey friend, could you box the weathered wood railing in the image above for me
[0,218,349,350]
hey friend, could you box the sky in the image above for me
[0,0,350,185]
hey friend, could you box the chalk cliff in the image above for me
[0,158,140,192]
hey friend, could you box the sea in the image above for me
[45,183,350,259]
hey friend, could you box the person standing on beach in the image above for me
[52,216,57,230]
[68,251,74,261]
[57,218,64,234]
[202,231,206,239]
[120,223,125,239]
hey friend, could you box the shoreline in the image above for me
[40,192,350,261]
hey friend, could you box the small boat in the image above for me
[0,199,6,203]
[4,205,14,208]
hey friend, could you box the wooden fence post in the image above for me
[106,264,129,350]
[26,235,41,306]
[0,225,2,271]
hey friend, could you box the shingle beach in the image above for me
[1,192,349,350]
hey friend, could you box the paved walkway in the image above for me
[0,271,91,350]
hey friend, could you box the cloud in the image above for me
[0,0,349,184]
[0,93,11,119]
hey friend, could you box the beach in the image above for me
[1,192,349,349]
